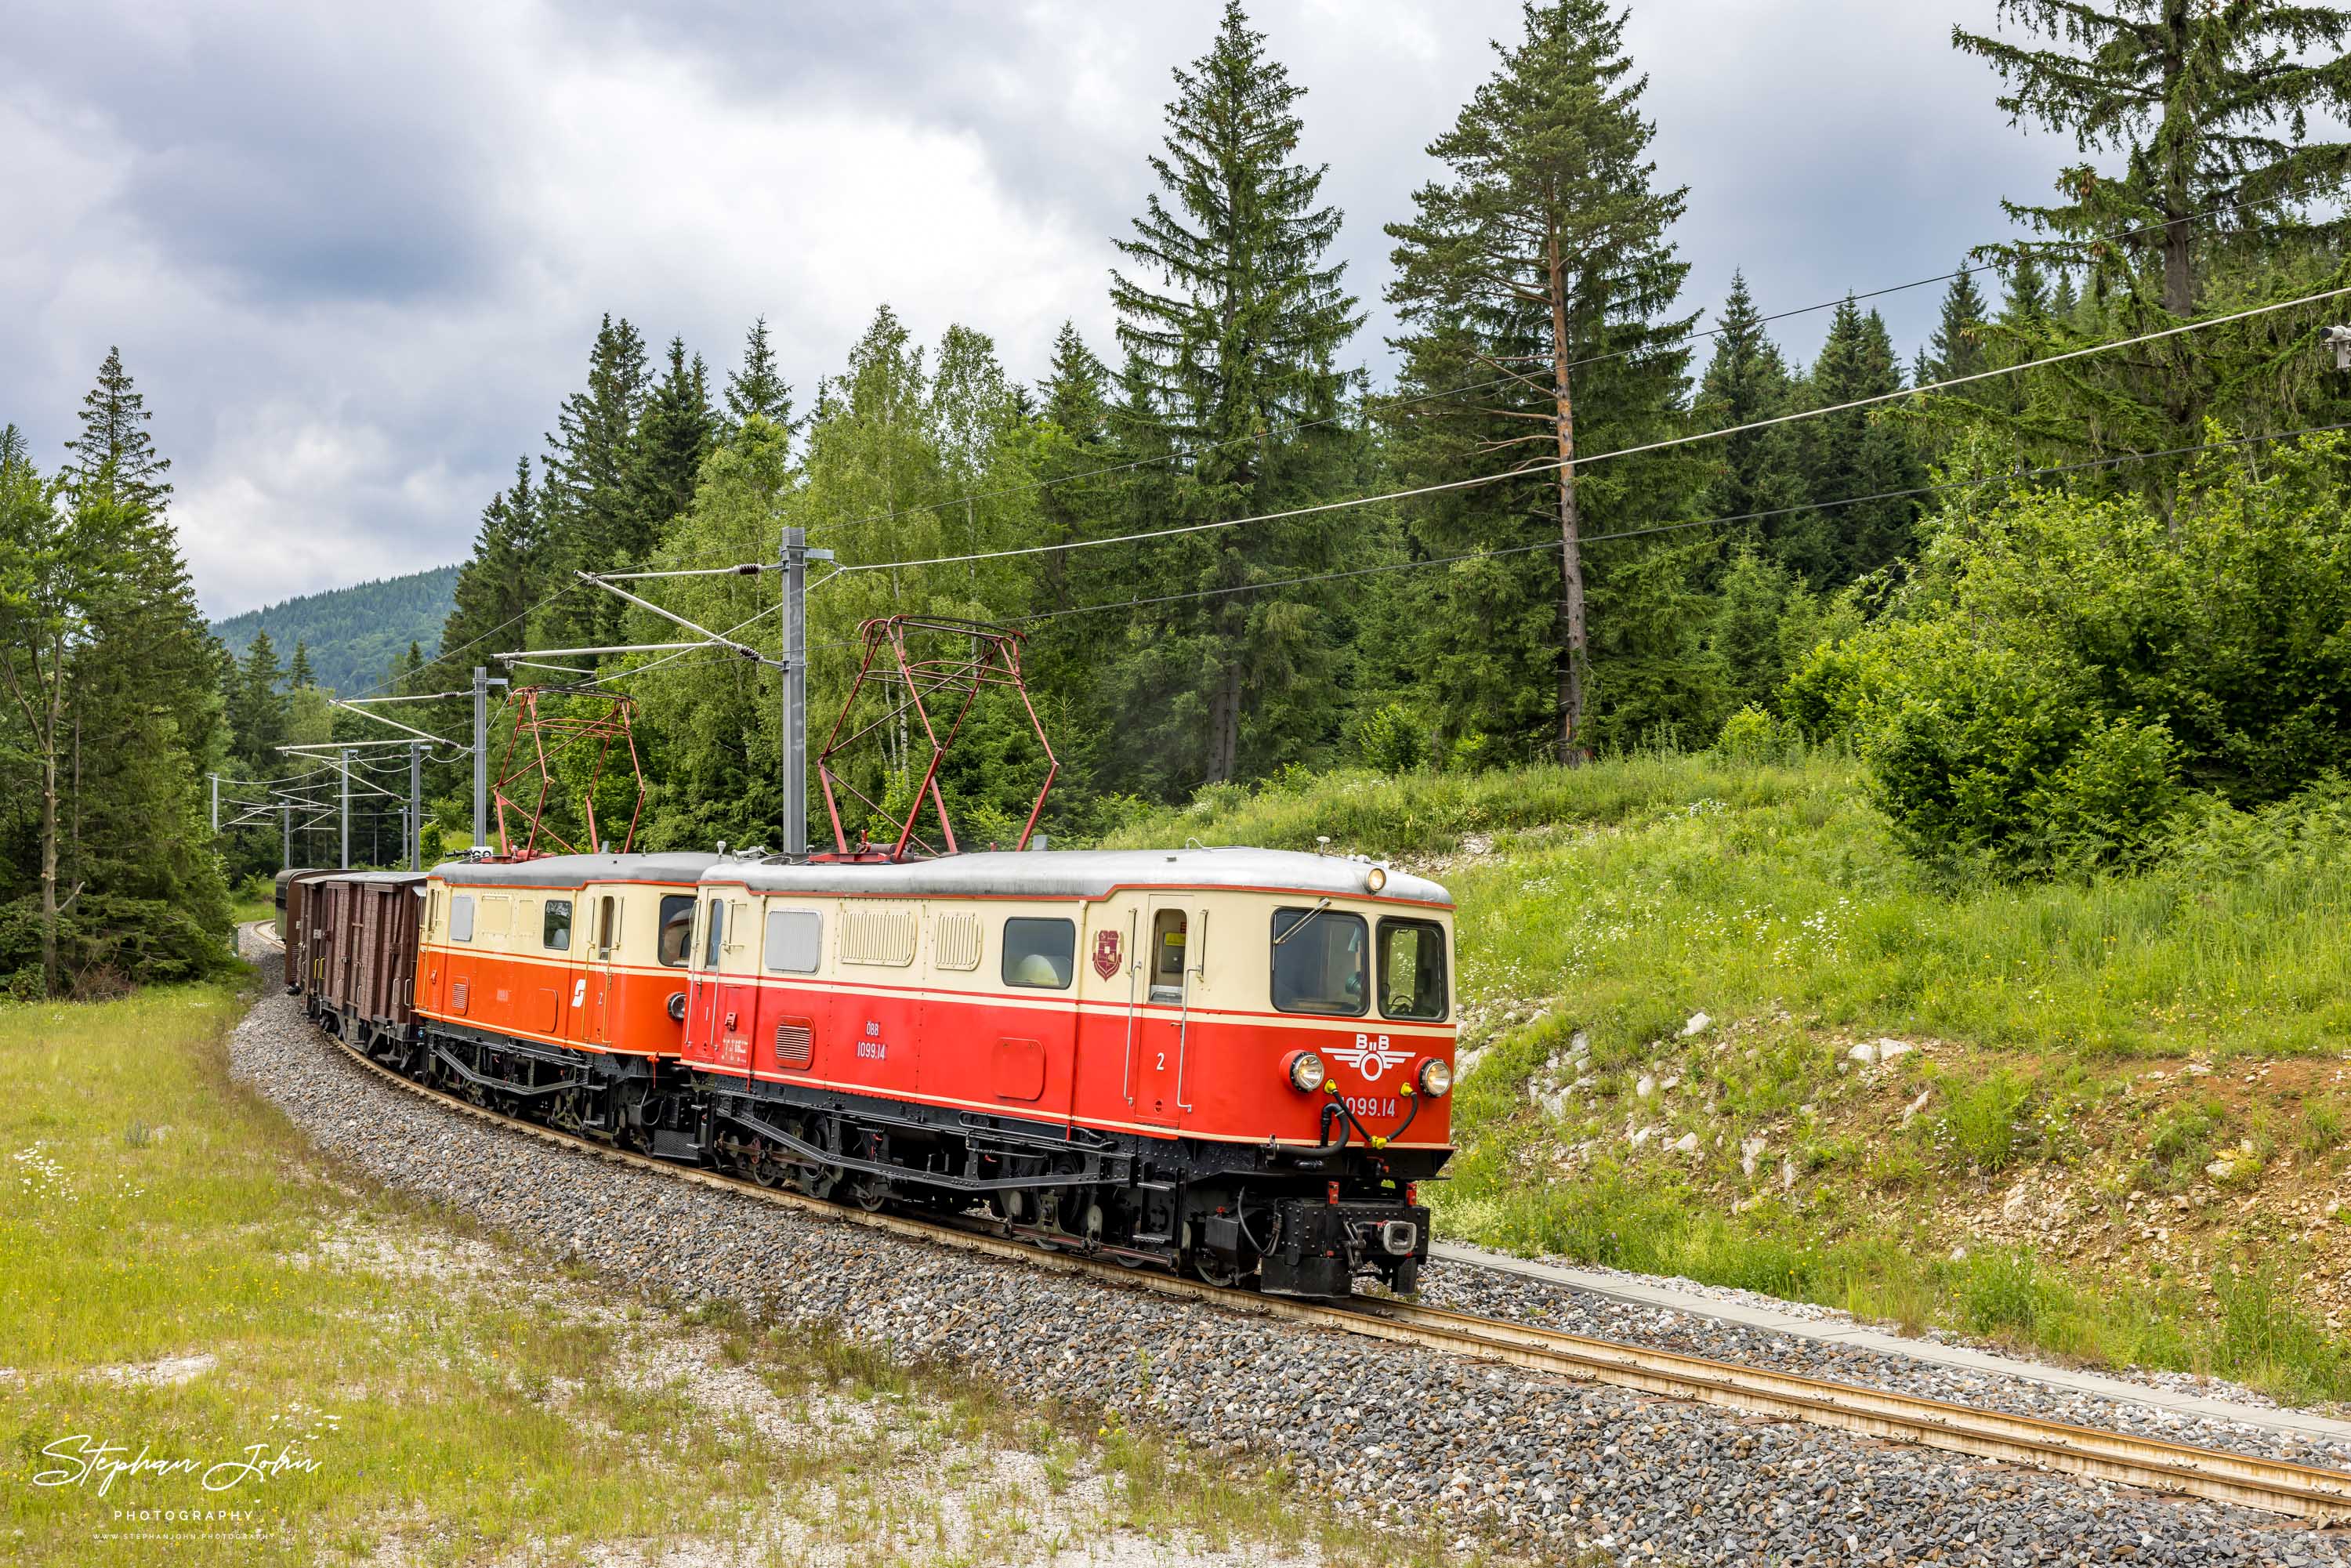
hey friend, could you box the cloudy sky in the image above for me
[3,1,2078,619]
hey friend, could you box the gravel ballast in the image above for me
[229,941,2351,1566]
[1417,1258,2351,1474]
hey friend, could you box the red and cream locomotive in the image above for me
[286,621,1455,1297]
[294,846,1454,1296]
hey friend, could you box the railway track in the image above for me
[277,946,2350,1525]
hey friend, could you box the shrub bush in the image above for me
[1351,702,1425,776]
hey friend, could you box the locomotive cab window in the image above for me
[1002,917,1075,990]
[701,899,726,969]
[1270,907,1367,1016]
[1150,909,1187,1002]
[1377,918,1448,1022]
[657,895,694,967]
[591,894,621,959]
[450,893,476,943]
[543,898,573,952]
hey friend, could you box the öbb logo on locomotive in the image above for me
[279,842,1455,1299]
[1331,1032,1412,1082]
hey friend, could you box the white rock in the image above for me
[1454,1045,1487,1083]
[1779,1157,1796,1190]
[1740,1135,1768,1179]
[1950,1246,1968,1262]
[1680,1012,1712,1037]
[1635,1074,1656,1099]
[2206,1159,2237,1180]
[1629,1126,1655,1147]
[1671,1132,1700,1155]
[1659,1074,1682,1092]
[1900,1088,1933,1126]
[1874,1037,1914,1063]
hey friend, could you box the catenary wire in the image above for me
[827,176,2349,534]
[994,418,2351,629]
[830,284,2351,578]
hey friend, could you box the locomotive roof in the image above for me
[709,847,1451,907]
[429,851,721,887]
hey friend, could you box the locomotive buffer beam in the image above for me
[720,1104,1110,1194]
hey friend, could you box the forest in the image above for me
[209,564,461,701]
[6,0,2351,997]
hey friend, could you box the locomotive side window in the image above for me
[1150,909,1187,1002]
[1002,917,1075,990]
[543,898,573,952]
[764,909,823,973]
[1376,918,1448,1022]
[450,894,475,943]
[701,899,726,969]
[593,895,620,959]
[1270,907,1367,1016]
[656,895,694,967]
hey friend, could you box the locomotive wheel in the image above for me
[803,1166,839,1202]
[748,1140,781,1189]
[850,1175,891,1213]
[1190,1251,1242,1289]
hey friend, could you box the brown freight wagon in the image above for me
[306,872,426,1054]
[277,868,338,990]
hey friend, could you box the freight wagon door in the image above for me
[1128,897,1192,1129]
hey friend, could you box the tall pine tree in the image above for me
[1694,271,1808,569]
[724,317,796,436]
[1795,299,1924,588]
[538,316,650,653]
[1386,0,1696,761]
[1109,1,1362,785]
[63,347,173,513]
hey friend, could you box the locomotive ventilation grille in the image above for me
[774,1018,814,1070]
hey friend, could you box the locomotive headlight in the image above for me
[1417,1057,1453,1098]
[1365,865,1388,893]
[1284,1050,1326,1093]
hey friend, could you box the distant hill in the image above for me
[211,564,462,696]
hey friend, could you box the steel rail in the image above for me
[250,929,2351,1524]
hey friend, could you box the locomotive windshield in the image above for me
[1270,907,1367,1016]
[657,895,695,967]
[1377,918,1448,1021]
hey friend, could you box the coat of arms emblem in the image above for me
[1092,929,1123,980]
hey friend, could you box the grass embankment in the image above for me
[1111,755,2351,1403]
[0,976,1465,1566]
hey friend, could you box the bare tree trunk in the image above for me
[39,633,63,995]
[1547,229,1588,766]
[1207,658,1241,784]
[2161,0,2194,317]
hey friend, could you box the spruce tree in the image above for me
[1955,2,2351,468]
[1797,298,1925,587]
[1386,0,1696,761]
[227,630,289,774]
[724,317,795,436]
[538,316,650,652]
[1108,0,1361,784]
[1694,272,1808,569]
[63,347,173,513]
[1922,267,1992,383]
[1955,0,2351,317]
[625,337,717,557]
[286,639,316,690]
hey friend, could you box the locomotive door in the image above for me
[1130,896,1192,1128]
[582,891,621,1045]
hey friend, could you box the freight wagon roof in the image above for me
[314,871,429,887]
[708,848,1451,907]
[428,852,721,888]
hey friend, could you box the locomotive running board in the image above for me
[718,1103,1112,1194]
